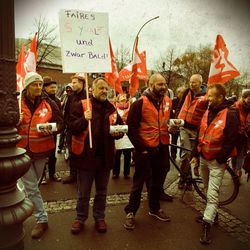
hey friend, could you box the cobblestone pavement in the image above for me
[42,172,250,247]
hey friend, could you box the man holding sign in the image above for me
[68,77,124,234]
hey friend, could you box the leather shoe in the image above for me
[71,220,84,234]
[95,219,107,233]
[62,175,76,184]
[160,192,173,202]
[31,222,48,239]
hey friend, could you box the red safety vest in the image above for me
[139,95,171,147]
[198,108,236,160]
[71,99,117,155]
[178,90,207,126]
[17,99,55,153]
[235,101,250,134]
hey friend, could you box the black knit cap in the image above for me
[43,76,57,87]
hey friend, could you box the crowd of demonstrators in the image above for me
[124,73,172,230]
[68,77,124,234]
[57,83,74,153]
[191,83,240,244]
[16,72,63,239]
[231,89,250,177]
[42,76,62,183]
[176,74,208,190]
[170,86,186,161]
[112,93,134,179]
[17,70,250,245]
[61,74,86,184]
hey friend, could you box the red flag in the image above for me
[16,43,26,92]
[119,50,148,82]
[129,37,140,96]
[208,35,240,85]
[25,33,37,72]
[105,39,123,94]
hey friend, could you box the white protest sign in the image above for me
[59,9,111,73]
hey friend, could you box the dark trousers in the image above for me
[48,135,57,178]
[113,149,132,177]
[48,152,56,178]
[125,145,170,214]
[170,132,179,159]
[76,158,110,222]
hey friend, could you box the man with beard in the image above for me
[69,77,124,234]
[124,73,172,230]
[192,83,239,244]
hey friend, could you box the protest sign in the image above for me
[59,9,111,73]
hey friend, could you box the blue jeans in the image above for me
[21,158,48,223]
[76,158,110,222]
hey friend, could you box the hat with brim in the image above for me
[43,76,57,87]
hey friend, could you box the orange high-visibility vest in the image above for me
[198,108,236,160]
[139,95,171,147]
[71,99,117,155]
[178,90,207,126]
[235,101,250,134]
[17,99,55,153]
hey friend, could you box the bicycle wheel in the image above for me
[193,166,240,206]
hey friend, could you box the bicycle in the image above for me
[168,143,240,206]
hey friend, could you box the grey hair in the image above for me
[92,77,109,89]
[191,74,203,83]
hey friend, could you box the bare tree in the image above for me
[15,15,58,67]
[173,44,212,83]
[115,44,131,71]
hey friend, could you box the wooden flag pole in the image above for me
[85,73,93,148]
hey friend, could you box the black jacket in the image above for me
[68,97,123,170]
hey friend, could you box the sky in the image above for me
[14,0,250,73]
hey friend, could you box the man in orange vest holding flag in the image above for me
[124,73,172,230]
[192,83,239,244]
[17,72,63,239]
[177,74,207,190]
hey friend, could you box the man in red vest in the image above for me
[17,72,63,239]
[231,89,250,177]
[69,77,123,235]
[177,74,207,190]
[192,83,239,244]
[124,73,172,230]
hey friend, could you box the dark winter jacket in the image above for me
[68,97,123,170]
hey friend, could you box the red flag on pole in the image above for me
[16,43,26,93]
[208,34,240,85]
[25,32,37,72]
[105,39,123,94]
[119,50,148,82]
[129,37,140,97]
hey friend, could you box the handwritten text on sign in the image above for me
[59,10,111,73]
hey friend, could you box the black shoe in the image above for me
[200,221,212,245]
[160,192,173,202]
[112,175,119,179]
